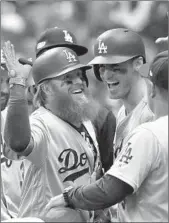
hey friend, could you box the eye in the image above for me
[62,75,72,84]
[99,65,106,74]
[113,67,120,72]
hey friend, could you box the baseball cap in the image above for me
[149,50,168,90]
[19,27,88,67]
[36,27,88,57]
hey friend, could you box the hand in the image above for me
[2,41,32,79]
[45,194,66,215]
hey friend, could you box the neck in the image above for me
[154,99,168,119]
[122,76,146,114]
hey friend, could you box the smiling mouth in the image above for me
[71,89,83,94]
[107,82,119,88]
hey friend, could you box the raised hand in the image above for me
[2,41,32,79]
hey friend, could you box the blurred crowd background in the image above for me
[1,0,168,64]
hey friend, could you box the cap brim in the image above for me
[37,44,88,57]
[58,63,91,77]
[68,44,88,56]
[88,55,137,65]
[38,63,91,84]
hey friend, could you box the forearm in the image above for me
[67,175,133,211]
[4,85,31,153]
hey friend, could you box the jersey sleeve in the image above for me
[25,115,48,167]
[106,127,159,193]
[3,114,48,167]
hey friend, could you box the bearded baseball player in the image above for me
[45,50,168,222]
[19,26,116,174]
[2,40,102,222]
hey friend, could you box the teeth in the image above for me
[72,89,82,94]
[108,82,119,87]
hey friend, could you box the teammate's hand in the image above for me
[45,194,66,214]
[2,41,32,79]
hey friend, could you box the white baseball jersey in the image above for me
[114,98,154,159]
[107,115,168,222]
[1,110,25,220]
[3,106,100,221]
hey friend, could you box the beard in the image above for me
[51,89,101,125]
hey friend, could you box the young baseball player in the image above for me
[2,41,102,222]
[45,50,168,222]
[87,28,154,160]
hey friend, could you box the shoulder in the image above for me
[126,120,163,154]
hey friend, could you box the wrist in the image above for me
[9,77,27,89]
[9,84,27,100]
[63,186,74,208]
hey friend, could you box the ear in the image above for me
[41,82,52,95]
[133,57,144,72]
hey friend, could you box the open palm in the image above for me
[2,41,32,79]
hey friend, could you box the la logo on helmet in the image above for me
[63,50,77,63]
[63,30,73,43]
[98,39,107,54]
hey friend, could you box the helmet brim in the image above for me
[38,63,91,84]
[88,55,139,65]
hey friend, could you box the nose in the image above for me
[72,75,83,85]
[101,69,114,83]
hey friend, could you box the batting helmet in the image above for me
[36,27,88,57]
[32,47,91,85]
[89,28,146,81]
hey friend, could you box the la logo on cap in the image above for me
[98,39,107,54]
[63,49,77,63]
[63,30,73,43]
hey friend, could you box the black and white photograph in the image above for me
[1,1,168,222]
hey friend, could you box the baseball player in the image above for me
[19,26,116,173]
[45,50,168,222]
[1,65,24,221]
[2,40,102,222]
[87,28,154,160]
[1,54,34,221]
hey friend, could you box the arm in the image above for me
[67,174,133,210]
[4,85,32,153]
[67,128,157,210]
[3,41,33,155]
[46,127,157,213]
